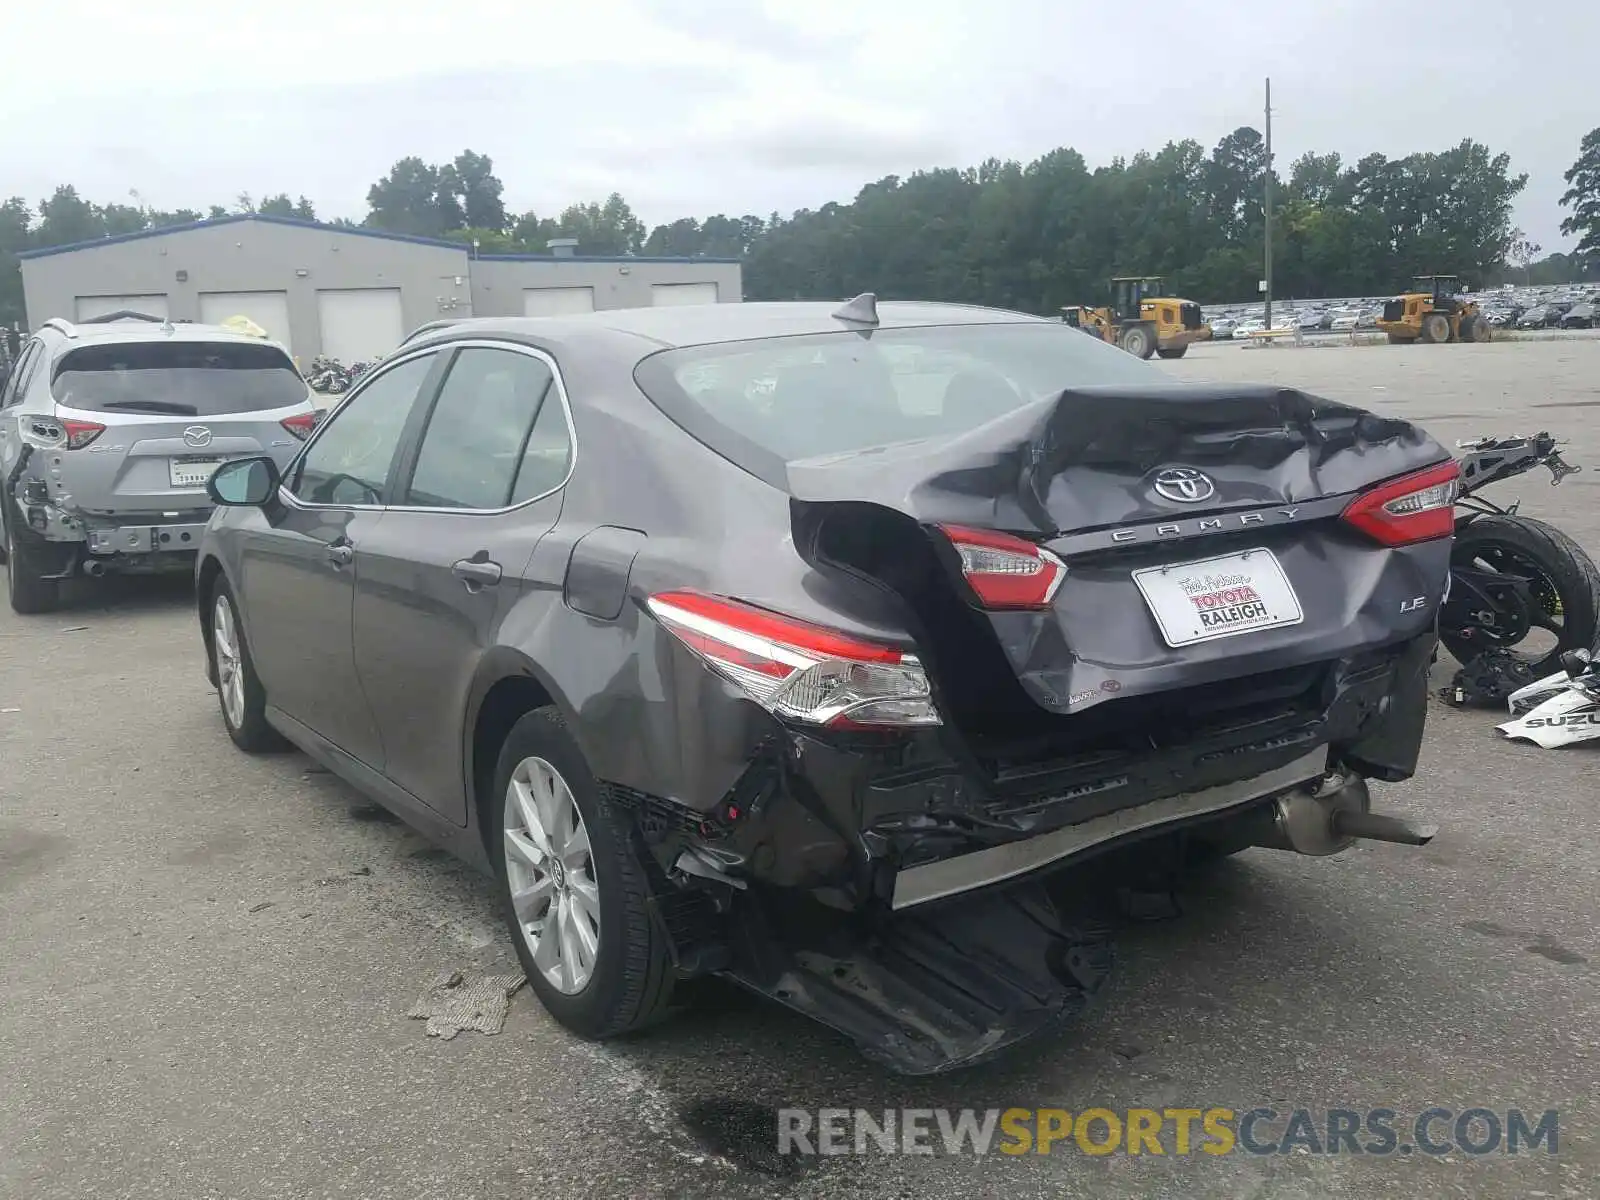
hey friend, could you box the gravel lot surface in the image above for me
[3,335,1597,1199]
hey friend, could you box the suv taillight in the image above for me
[1340,461,1461,546]
[24,417,104,449]
[646,590,939,729]
[937,524,1066,610]
[281,412,322,441]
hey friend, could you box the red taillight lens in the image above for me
[937,524,1067,610]
[1340,461,1461,546]
[61,419,106,450]
[646,590,939,729]
[280,412,322,441]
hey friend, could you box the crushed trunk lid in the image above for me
[789,383,1453,720]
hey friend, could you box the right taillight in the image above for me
[646,590,939,729]
[281,412,322,441]
[1340,460,1461,546]
[937,524,1066,610]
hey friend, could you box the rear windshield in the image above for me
[633,321,1161,482]
[52,341,307,416]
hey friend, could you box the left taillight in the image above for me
[24,416,104,450]
[1341,460,1461,546]
[280,412,322,441]
[937,524,1066,610]
[646,590,940,729]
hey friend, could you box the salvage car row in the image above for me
[5,299,1482,1071]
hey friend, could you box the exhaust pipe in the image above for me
[1248,771,1437,856]
[82,558,106,577]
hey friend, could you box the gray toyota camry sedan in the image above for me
[197,297,1454,1072]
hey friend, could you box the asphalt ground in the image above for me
[3,334,1599,1200]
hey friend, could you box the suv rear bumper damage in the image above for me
[608,631,1441,1072]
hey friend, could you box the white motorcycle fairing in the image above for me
[1505,669,1580,717]
[1497,684,1600,748]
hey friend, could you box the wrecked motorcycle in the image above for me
[1498,649,1600,747]
[1441,433,1599,681]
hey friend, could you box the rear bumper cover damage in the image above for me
[7,442,210,562]
[610,630,1438,1072]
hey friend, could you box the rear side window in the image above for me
[3,341,43,407]
[51,340,307,417]
[403,347,568,509]
[633,321,1160,483]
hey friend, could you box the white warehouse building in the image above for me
[17,214,743,364]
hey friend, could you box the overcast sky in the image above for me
[1,1,1590,250]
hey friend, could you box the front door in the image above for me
[241,350,445,766]
[352,343,575,822]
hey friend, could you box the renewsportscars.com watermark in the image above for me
[778,1107,1559,1158]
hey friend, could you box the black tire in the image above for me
[1443,514,1600,676]
[1156,345,1188,360]
[1119,324,1154,359]
[4,519,61,615]
[207,580,287,752]
[1469,315,1492,343]
[491,707,674,1039]
[1420,313,1451,344]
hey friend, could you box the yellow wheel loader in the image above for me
[1375,275,1492,344]
[1061,276,1211,360]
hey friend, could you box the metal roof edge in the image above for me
[16,213,470,259]
[475,253,742,265]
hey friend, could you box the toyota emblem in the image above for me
[182,426,214,449]
[1151,467,1216,504]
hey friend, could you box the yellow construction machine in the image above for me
[1061,276,1211,359]
[1375,275,1491,344]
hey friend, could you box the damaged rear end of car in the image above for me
[616,314,1453,1073]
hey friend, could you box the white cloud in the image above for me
[0,0,1591,247]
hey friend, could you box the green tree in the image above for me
[258,193,317,220]
[366,157,453,237]
[36,186,101,246]
[552,194,645,255]
[443,151,507,233]
[1559,127,1600,264]
[0,197,33,326]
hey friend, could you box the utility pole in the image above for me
[1263,77,1274,331]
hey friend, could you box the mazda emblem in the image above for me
[182,426,214,449]
[1151,467,1216,504]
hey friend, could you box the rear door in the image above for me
[50,338,314,514]
[351,342,574,821]
[239,350,446,767]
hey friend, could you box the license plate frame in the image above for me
[1132,548,1304,647]
[169,456,225,489]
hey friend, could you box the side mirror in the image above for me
[208,456,280,507]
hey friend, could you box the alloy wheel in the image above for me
[212,594,246,729]
[503,755,601,994]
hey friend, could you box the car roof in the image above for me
[39,318,290,353]
[412,300,1048,352]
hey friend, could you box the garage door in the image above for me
[317,289,404,363]
[523,287,595,317]
[74,294,169,322]
[650,282,719,306]
[199,291,292,353]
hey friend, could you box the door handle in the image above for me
[452,554,502,589]
[326,541,354,568]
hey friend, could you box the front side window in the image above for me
[403,347,568,509]
[51,340,307,417]
[292,353,436,506]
